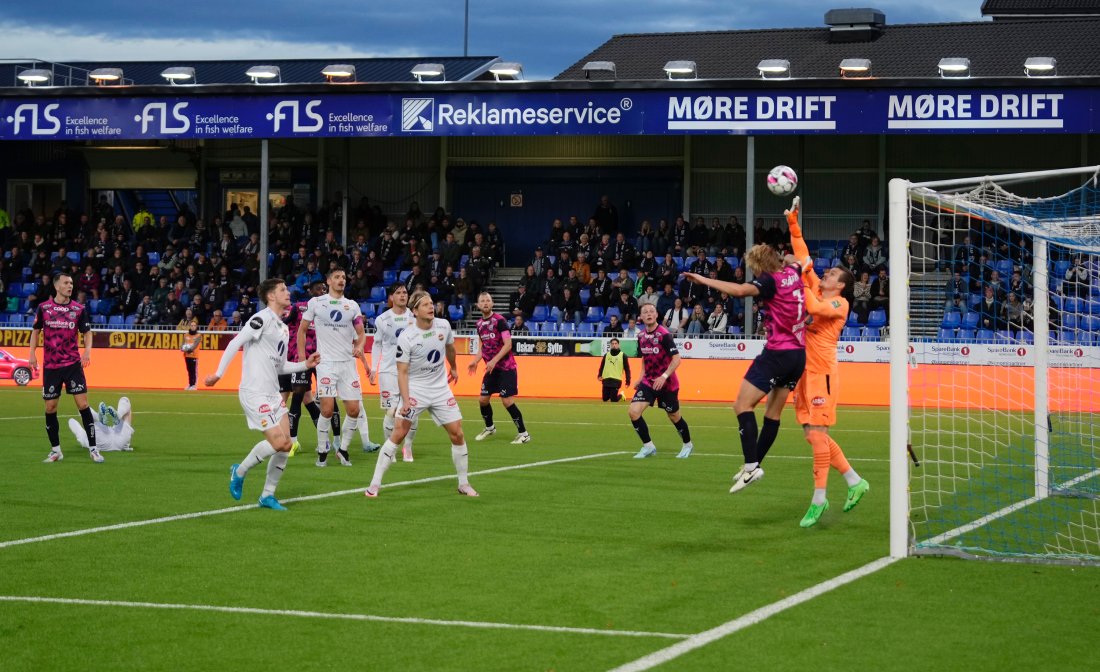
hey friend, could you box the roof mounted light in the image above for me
[160,66,196,84]
[582,61,616,80]
[839,58,872,78]
[757,59,791,79]
[246,65,281,84]
[489,62,523,81]
[411,63,445,82]
[321,64,356,81]
[1024,57,1057,77]
[937,57,970,78]
[17,68,53,86]
[88,68,124,85]
[663,60,697,80]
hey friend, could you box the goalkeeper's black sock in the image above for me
[505,403,526,433]
[45,412,60,448]
[305,400,321,426]
[79,407,97,449]
[737,411,759,465]
[630,417,652,444]
[756,417,781,462]
[480,403,494,428]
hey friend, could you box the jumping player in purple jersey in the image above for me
[29,271,103,463]
[683,243,807,492]
[628,303,693,459]
[282,280,345,456]
[468,291,531,444]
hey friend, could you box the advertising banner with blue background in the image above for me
[0,88,1094,140]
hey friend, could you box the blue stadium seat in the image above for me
[1054,260,1071,278]
[448,304,464,321]
[222,300,238,315]
[846,311,861,327]
[549,307,563,324]
[532,305,549,322]
[725,256,740,269]
[359,302,374,318]
[148,252,160,265]
[559,322,576,336]
[1086,314,1100,331]
[818,248,836,261]
[585,306,605,323]
[941,312,961,328]
[957,328,976,341]
[938,328,956,342]
[369,285,387,302]
[460,255,469,268]
[579,288,592,305]
[1018,331,1034,344]
[727,325,743,334]
[1064,297,1084,314]
[968,294,982,308]
[962,311,979,330]
[1062,313,1078,330]
[604,306,621,321]
[841,326,862,341]
[383,270,397,285]
[527,321,542,334]
[107,315,124,327]
[577,322,596,336]
[994,330,1015,343]
[813,258,830,276]
[398,271,411,283]
[98,300,115,316]
[866,310,887,328]
[67,251,81,263]
[995,259,1013,278]
[976,329,995,343]
[125,315,139,326]
[91,314,107,325]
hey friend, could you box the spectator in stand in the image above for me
[688,250,711,277]
[656,253,678,289]
[162,291,184,327]
[509,314,530,335]
[636,220,654,254]
[839,253,862,277]
[134,294,160,326]
[713,256,735,282]
[451,217,470,248]
[1007,270,1029,299]
[671,216,690,257]
[547,218,565,249]
[547,285,577,325]
[1065,255,1090,298]
[603,314,624,337]
[611,232,634,271]
[611,268,634,297]
[945,270,967,308]
[862,235,887,275]
[439,231,462,270]
[509,284,536,320]
[978,285,1001,330]
[118,278,140,317]
[436,265,456,305]
[77,264,101,299]
[348,268,370,301]
[177,307,196,330]
[686,304,707,335]
[207,309,228,331]
[663,297,690,335]
[945,293,967,317]
[870,268,890,313]
[840,234,863,264]
[188,294,207,324]
[363,249,384,286]
[538,268,561,306]
[484,221,504,265]
[294,260,322,297]
[592,194,619,235]
[454,266,474,309]
[985,270,1007,301]
[612,290,637,322]
[575,232,594,263]
[1002,292,1026,331]
[26,273,53,312]
[572,252,592,286]
[856,219,877,247]
[707,303,728,334]
[590,268,614,308]
[622,317,641,338]
[955,235,979,274]
[638,249,658,278]
[530,247,549,278]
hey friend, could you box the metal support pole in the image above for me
[259,139,269,283]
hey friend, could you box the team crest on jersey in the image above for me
[320,377,331,385]
[261,419,269,427]
[447,397,457,406]
[259,403,272,413]
[407,397,419,407]
[381,391,391,399]
[437,333,444,341]
[811,396,827,407]
[352,380,360,388]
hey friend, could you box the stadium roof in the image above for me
[0,56,501,87]
[555,15,1100,80]
[980,0,1100,17]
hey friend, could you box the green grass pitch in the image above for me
[0,388,1095,671]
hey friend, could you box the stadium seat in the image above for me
[448,305,464,321]
[21,267,33,280]
[962,311,980,329]
[1087,314,1100,331]
[222,300,238,315]
[98,300,115,316]
[359,302,374,318]
[579,288,592,305]
[841,326,862,341]
[725,256,740,269]
[846,311,861,327]
[383,270,397,285]
[148,252,160,265]
[1054,260,1071,278]
[459,255,469,268]
[559,322,576,336]
[107,315,124,327]
[968,294,982,308]
[813,258,830,276]
[976,329,995,343]
[91,314,106,325]
[818,248,836,261]
[527,321,543,334]
[577,322,596,336]
[941,312,961,328]
[1062,313,1078,330]
[995,259,1013,278]
[125,315,138,326]
[585,306,604,323]
[532,305,549,322]
[67,251,81,263]
[549,307,563,324]
[957,328,976,341]
[398,271,411,283]
[727,325,743,334]
[1064,297,1084,314]
[994,330,1015,343]
[938,328,956,342]
[604,306,621,321]
[866,310,887,328]
[1018,331,1034,344]
[369,286,387,302]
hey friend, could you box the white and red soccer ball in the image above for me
[767,165,798,196]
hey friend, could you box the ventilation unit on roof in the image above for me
[825,8,886,43]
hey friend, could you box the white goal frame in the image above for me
[888,165,1100,560]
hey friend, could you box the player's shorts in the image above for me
[316,359,362,400]
[42,363,88,400]
[239,391,288,432]
[290,367,314,388]
[96,424,135,452]
[744,347,806,394]
[278,373,293,394]
[379,372,401,410]
[794,371,838,427]
[398,385,463,427]
[631,382,680,413]
[480,367,519,398]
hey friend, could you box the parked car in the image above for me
[0,349,37,386]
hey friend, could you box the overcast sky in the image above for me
[3,1,985,80]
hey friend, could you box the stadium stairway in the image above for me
[461,267,526,330]
[910,270,951,338]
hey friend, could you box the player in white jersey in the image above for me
[365,290,478,498]
[369,283,418,462]
[68,397,135,452]
[206,278,320,511]
[298,267,378,467]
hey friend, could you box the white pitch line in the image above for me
[0,595,687,640]
[607,556,899,672]
[0,452,627,551]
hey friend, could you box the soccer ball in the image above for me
[767,165,798,196]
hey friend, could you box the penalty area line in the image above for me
[0,451,628,551]
[0,595,688,640]
[607,556,899,672]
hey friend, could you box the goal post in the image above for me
[889,166,1100,564]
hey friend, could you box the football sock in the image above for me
[812,488,828,506]
[317,415,332,453]
[505,403,526,433]
[289,391,305,438]
[451,443,470,486]
[262,451,289,498]
[673,417,691,443]
[370,440,398,488]
[45,411,60,448]
[79,407,97,449]
[117,397,132,422]
[304,400,321,425]
[825,434,861,484]
[756,416,781,461]
[343,411,359,436]
[356,407,374,443]
[383,409,395,441]
[67,418,89,449]
[809,430,831,489]
[480,403,494,427]
[630,417,652,443]
[331,407,342,438]
[736,411,759,465]
[405,416,418,449]
[238,440,277,476]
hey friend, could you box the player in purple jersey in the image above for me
[282,280,344,456]
[468,291,531,444]
[683,243,807,492]
[628,303,693,459]
[28,271,103,463]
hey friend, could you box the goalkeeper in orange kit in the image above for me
[785,197,870,527]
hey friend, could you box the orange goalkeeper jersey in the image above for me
[787,208,847,374]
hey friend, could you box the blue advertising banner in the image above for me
[0,88,1094,140]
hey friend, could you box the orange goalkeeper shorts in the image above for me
[794,371,838,427]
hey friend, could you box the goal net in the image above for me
[889,166,1100,565]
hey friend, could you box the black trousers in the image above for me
[601,379,623,402]
[185,358,197,387]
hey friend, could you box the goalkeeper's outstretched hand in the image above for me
[784,196,800,217]
[785,196,802,238]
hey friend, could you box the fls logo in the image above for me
[267,100,323,132]
[401,98,434,132]
[6,104,61,135]
[134,102,190,134]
